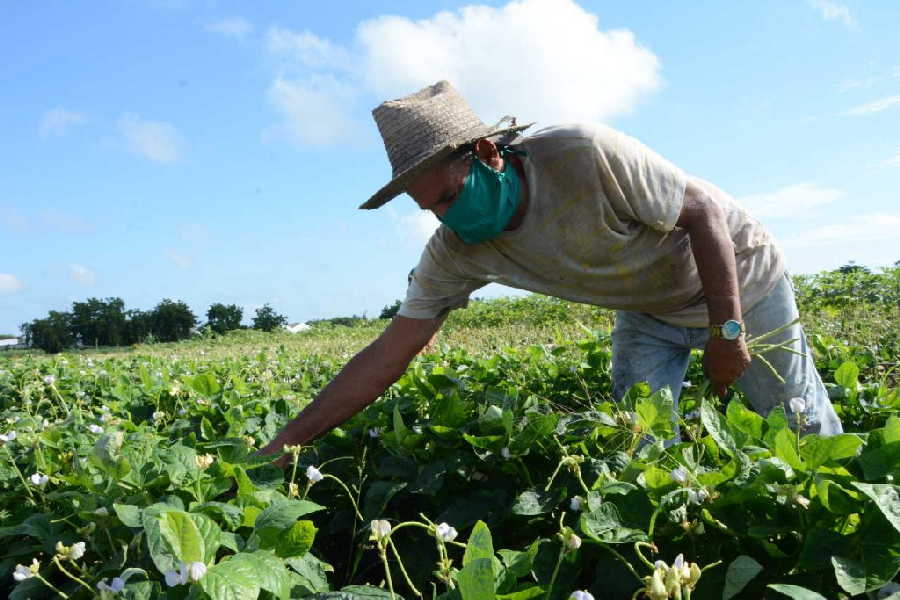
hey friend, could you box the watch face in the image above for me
[722,320,743,340]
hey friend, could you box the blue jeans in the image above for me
[611,273,843,435]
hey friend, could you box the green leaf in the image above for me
[200,550,292,600]
[114,503,142,527]
[458,557,495,600]
[497,541,540,579]
[852,483,900,533]
[831,556,866,595]
[801,434,862,470]
[773,429,804,471]
[834,361,859,402]
[579,503,648,544]
[158,511,204,563]
[187,372,221,397]
[464,521,495,566]
[275,520,317,558]
[767,584,827,600]
[163,444,199,486]
[723,555,763,600]
[635,387,675,440]
[701,399,737,455]
[511,490,558,516]
[286,552,334,595]
[496,586,544,600]
[763,406,790,447]
[725,400,763,443]
[141,503,182,574]
[392,404,409,446]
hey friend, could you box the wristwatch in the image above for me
[710,319,744,341]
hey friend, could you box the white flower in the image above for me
[0,431,15,442]
[673,554,684,570]
[687,489,708,505]
[500,447,511,459]
[670,467,688,485]
[187,561,207,581]
[569,496,584,511]
[76,390,85,398]
[164,568,187,587]
[435,522,458,542]
[563,531,582,551]
[569,591,594,600]
[789,397,806,414]
[412,425,423,434]
[13,561,37,581]
[152,411,165,422]
[94,507,109,516]
[29,472,49,486]
[682,381,693,389]
[70,541,86,560]
[43,375,55,385]
[654,560,668,570]
[196,454,215,470]
[99,412,111,422]
[370,519,392,541]
[794,494,811,509]
[88,424,103,434]
[97,577,126,593]
[305,465,323,483]
[368,427,381,438]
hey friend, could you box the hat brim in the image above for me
[359,122,533,210]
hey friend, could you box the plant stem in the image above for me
[52,557,93,593]
[4,446,36,503]
[389,538,422,597]
[324,474,364,520]
[35,573,69,598]
[543,546,565,600]
[597,542,644,583]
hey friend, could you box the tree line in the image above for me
[20,298,288,354]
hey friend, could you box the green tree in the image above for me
[206,303,243,333]
[252,304,288,332]
[70,297,127,347]
[150,299,197,342]
[124,309,153,344]
[379,299,402,319]
[21,311,74,354]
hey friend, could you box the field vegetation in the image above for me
[0,265,897,599]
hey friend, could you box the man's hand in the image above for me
[703,337,751,397]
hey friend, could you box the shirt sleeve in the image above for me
[397,228,487,319]
[590,125,688,233]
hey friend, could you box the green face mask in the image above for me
[439,150,523,245]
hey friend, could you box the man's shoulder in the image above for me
[520,123,623,156]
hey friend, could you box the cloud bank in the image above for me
[118,113,184,163]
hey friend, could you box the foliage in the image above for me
[149,299,198,342]
[0,309,897,599]
[206,303,243,334]
[253,304,289,332]
[379,300,402,320]
[19,311,74,354]
[70,297,128,347]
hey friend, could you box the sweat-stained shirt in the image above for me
[398,124,784,328]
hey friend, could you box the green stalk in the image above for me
[597,542,644,583]
[4,446,36,504]
[35,573,69,599]
[389,538,422,597]
[52,557,93,593]
[323,474,363,520]
[543,546,565,600]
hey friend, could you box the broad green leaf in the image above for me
[763,406,790,447]
[458,558,495,600]
[392,404,409,446]
[579,503,648,544]
[831,556,866,595]
[464,521,495,566]
[497,541,540,579]
[114,503,142,528]
[511,490,558,516]
[852,483,900,533]
[158,511,204,564]
[767,584,827,600]
[200,550,292,600]
[275,520,317,558]
[255,498,325,531]
[496,586,544,600]
[723,555,763,600]
[773,429,804,471]
[801,434,862,470]
[834,361,859,402]
[635,387,675,440]
[286,552,334,594]
[163,444,199,486]
[187,372,221,397]
[725,400,763,443]
[141,503,183,574]
[701,399,737,455]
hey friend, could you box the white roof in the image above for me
[0,338,19,347]
[285,323,310,333]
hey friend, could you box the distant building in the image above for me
[285,322,310,333]
[0,338,26,349]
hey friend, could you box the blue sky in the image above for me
[2,0,899,334]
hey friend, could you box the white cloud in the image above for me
[265,0,661,146]
[397,210,440,244]
[266,27,350,70]
[357,0,660,125]
[844,95,900,116]
[783,213,900,247]
[204,17,254,40]
[883,152,900,166]
[117,113,183,162]
[265,75,357,146]
[165,249,193,269]
[838,65,900,92]
[807,0,858,28]
[39,107,86,138]
[69,264,96,285]
[738,183,843,219]
[0,274,25,294]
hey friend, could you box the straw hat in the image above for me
[360,80,532,209]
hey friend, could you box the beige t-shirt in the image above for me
[398,124,784,327]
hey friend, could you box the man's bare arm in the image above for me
[258,314,445,464]
[676,181,751,395]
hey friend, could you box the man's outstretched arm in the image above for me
[676,181,751,396]
[258,314,445,466]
